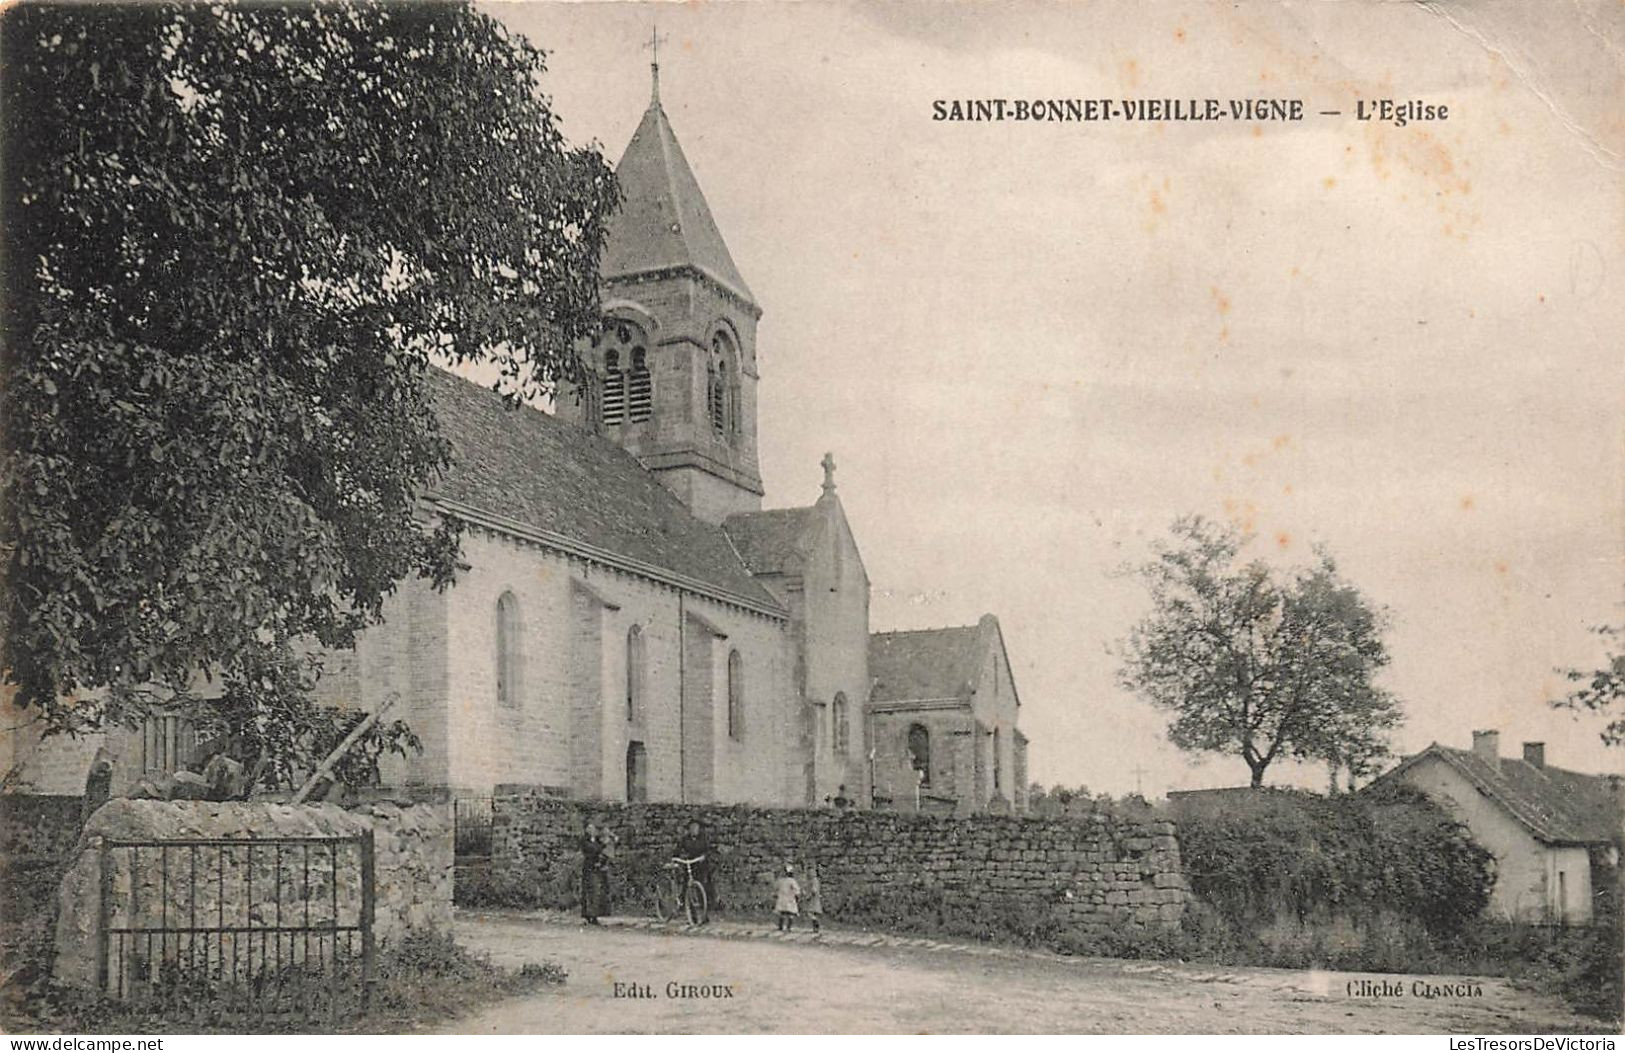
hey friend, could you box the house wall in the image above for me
[1395,755,1593,923]
[3,718,121,797]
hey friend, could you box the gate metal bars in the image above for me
[96,833,374,1027]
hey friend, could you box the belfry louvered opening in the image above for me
[595,320,652,427]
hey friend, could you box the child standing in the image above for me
[774,862,801,932]
[801,860,823,933]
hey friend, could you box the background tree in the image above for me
[1118,517,1401,788]
[1551,624,1625,747]
[1,1,618,783]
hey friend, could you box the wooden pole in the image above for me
[291,697,396,804]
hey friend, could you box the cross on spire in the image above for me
[644,25,669,105]
[821,452,837,496]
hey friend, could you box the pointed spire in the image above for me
[646,25,667,107]
[600,36,757,306]
[821,452,837,497]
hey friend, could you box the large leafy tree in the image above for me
[1,2,618,782]
[1551,624,1625,747]
[1118,517,1402,788]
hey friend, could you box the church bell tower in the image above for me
[557,49,765,525]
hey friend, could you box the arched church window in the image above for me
[596,320,651,427]
[907,723,930,788]
[626,624,645,722]
[993,727,1002,792]
[832,693,850,755]
[495,591,523,709]
[727,649,744,740]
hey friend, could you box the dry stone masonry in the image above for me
[53,799,452,989]
[491,794,1189,934]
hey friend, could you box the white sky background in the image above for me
[484,0,1624,796]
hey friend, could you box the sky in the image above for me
[483,0,1624,796]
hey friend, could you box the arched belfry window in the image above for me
[626,624,645,722]
[727,649,744,741]
[832,693,850,755]
[596,320,652,427]
[495,591,523,709]
[907,723,930,788]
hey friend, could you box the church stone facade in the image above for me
[5,75,1031,816]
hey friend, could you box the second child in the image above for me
[774,863,801,932]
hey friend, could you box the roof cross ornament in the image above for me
[644,25,670,105]
[821,452,837,496]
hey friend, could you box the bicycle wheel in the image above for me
[684,879,709,926]
[654,875,678,922]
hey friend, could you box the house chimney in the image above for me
[1472,730,1500,762]
[1522,742,1545,769]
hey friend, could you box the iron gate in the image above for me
[96,833,374,1026]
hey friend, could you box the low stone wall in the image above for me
[0,794,86,864]
[491,796,1189,935]
[53,799,451,989]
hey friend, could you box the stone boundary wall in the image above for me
[492,796,1189,933]
[53,799,452,989]
[0,794,86,864]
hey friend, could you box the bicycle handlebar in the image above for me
[667,855,706,867]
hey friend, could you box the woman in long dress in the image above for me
[580,822,610,925]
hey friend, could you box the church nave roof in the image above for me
[424,367,782,614]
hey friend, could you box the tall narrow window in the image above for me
[708,362,726,435]
[832,693,850,755]
[601,349,625,426]
[495,591,523,709]
[993,727,1003,792]
[907,724,930,788]
[709,331,736,439]
[625,624,645,722]
[727,363,742,439]
[626,742,648,803]
[727,649,744,741]
[627,348,652,422]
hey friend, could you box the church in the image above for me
[6,68,1031,816]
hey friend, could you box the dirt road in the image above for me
[445,911,1605,1034]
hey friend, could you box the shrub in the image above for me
[1170,784,1493,934]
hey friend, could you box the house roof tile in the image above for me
[1389,744,1622,845]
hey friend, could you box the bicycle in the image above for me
[653,855,709,925]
